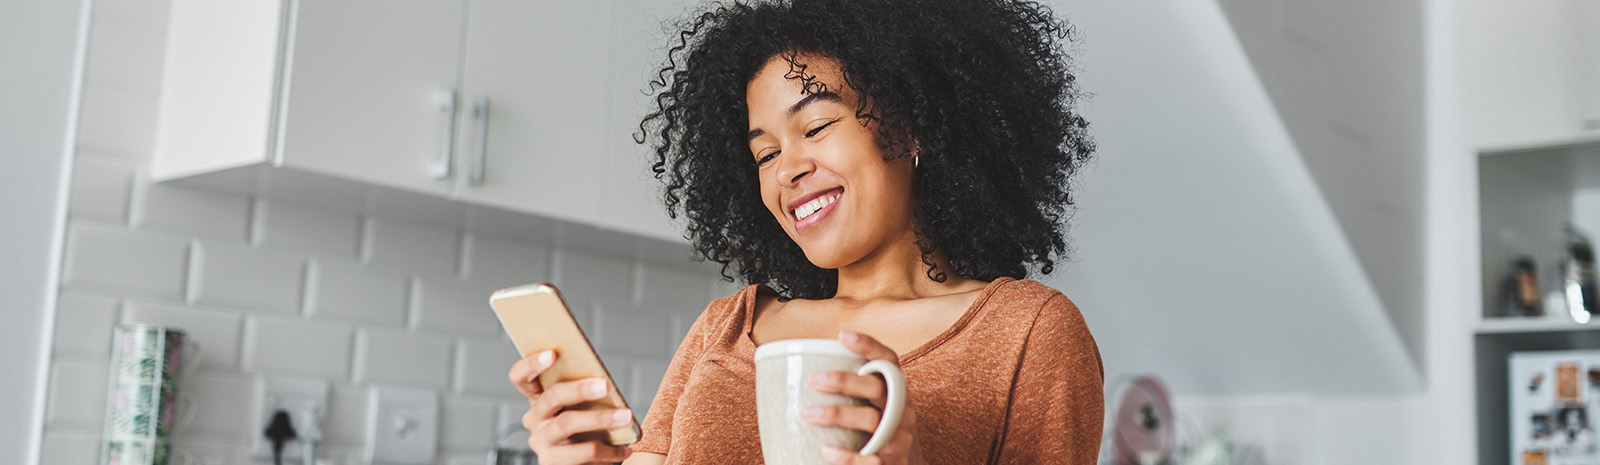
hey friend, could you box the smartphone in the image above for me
[490,283,640,446]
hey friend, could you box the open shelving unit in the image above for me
[1476,131,1600,465]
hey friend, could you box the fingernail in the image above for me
[536,350,554,367]
[839,331,858,344]
[809,372,828,386]
[613,409,632,425]
[589,380,608,398]
[822,446,842,460]
[804,406,822,420]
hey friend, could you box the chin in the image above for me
[795,241,853,271]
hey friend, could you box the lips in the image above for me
[788,187,844,231]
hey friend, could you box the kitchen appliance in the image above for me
[1511,350,1600,465]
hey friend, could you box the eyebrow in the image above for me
[747,91,844,141]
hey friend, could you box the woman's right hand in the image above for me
[508,350,635,464]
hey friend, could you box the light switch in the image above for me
[365,386,439,464]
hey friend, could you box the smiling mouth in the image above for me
[791,187,844,230]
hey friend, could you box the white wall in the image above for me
[0,1,89,464]
[33,0,727,463]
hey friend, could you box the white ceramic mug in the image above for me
[754,339,907,464]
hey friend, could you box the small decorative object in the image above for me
[102,325,201,465]
[1104,375,1175,465]
[1565,226,1598,324]
[1501,256,1545,317]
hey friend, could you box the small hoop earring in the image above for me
[913,156,920,169]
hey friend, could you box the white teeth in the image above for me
[794,193,839,221]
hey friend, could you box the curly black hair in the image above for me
[637,0,1094,300]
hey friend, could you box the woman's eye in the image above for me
[805,119,840,138]
[755,151,779,166]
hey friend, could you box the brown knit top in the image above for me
[633,277,1105,464]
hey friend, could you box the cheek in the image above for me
[757,174,788,224]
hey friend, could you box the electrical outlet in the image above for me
[250,377,330,460]
[365,385,439,465]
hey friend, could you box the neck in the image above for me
[831,228,979,302]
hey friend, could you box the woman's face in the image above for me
[746,53,917,269]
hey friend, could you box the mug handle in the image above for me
[180,339,204,379]
[175,395,198,435]
[855,360,907,456]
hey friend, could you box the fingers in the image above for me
[531,377,612,420]
[810,370,887,407]
[804,404,881,432]
[838,331,898,364]
[536,408,635,447]
[534,440,634,464]
[508,350,556,398]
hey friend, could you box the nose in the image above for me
[773,145,814,187]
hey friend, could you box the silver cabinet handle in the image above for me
[470,96,490,187]
[431,89,459,180]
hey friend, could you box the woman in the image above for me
[508,0,1102,463]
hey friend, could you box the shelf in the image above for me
[1479,130,1600,157]
[1476,316,1600,334]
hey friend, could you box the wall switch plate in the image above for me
[250,377,330,459]
[365,385,439,464]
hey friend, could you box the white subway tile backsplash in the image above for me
[176,372,253,441]
[166,439,238,465]
[138,183,251,242]
[496,401,530,440]
[441,397,498,452]
[631,359,670,417]
[76,86,158,161]
[462,236,550,286]
[668,310,701,355]
[257,201,362,258]
[325,386,370,447]
[68,154,134,224]
[366,219,460,275]
[122,301,242,371]
[594,351,634,403]
[242,316,352,379]
[415,275,503,338]
[39,431,101,465]
[45,360,109,430]
[354,329,453,390]
[63,225,189,299]
[84,19,165,94]
[553,251,633,302]
[53,292,121,360]
[593,302,670,356]
[639,263,712,308]
[310,260,408,327]
[440,452,495,465]
[709,275,746,300]
[194,242,304,314]
[454,339,520,398]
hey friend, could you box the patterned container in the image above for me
[102,325,192,465]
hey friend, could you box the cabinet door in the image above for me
[598,0,701,243]
[275,0,467,196]
[455,0,616,225]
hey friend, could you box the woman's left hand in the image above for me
[805,331,928,465]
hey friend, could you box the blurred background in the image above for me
[2,0,1595,464]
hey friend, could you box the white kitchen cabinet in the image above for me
[154,0,465,196]
[452,0,615,226]
[277,0,468,196]
[154,0,689,243]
